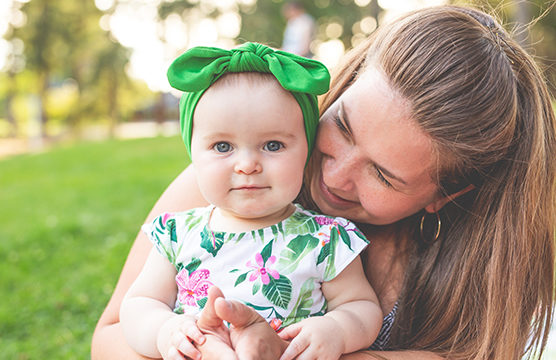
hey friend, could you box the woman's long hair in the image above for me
[317,6,556,359]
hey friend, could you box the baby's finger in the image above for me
[277,324,301,341]
[279,334,309,360]
[176,338,202,360]
[167,346,186,360]
[181,322,206,345]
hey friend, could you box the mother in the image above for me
[92,5,556,360]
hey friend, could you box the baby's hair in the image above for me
[209,72,277,90]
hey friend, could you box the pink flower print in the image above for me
[246,253,279,285]
[314,216,335,226]
[175,268,213,307]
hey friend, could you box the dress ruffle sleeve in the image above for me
[312,215,369,282]
[141,212,180,265]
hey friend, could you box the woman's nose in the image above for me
[234,151,262,175]
[322,150,356,192]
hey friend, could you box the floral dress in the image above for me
[142,203,369,331]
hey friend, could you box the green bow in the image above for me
[167,42,331,159]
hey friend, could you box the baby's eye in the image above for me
[214,142,232,153]
[264,141,283,152]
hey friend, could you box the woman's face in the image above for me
[310,67,443,225]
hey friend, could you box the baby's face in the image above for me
[190,74,307,221]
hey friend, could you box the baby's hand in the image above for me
[158,314,206,360]
[278,316,344,360]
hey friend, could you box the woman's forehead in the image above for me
[339,69,438,188]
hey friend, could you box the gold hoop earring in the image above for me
[420,212,441,244]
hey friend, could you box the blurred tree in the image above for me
[87,35,131,137]
[11,0,134,138]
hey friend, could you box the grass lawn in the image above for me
[0,136,188,359]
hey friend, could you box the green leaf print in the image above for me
[278,234,319,275]
[200,228,224,256]
[262,275,292,309]
[270,224,280,241]
[316,241,331,265]
[354,228,369,243]
[285,278,315,326]
[260,240,274,263]
[234,272,248,287]
[197,297,207,309]
[167,218,177,243]
[323,229,339,280]
[185,258,201,274]
[183,212,204,230]
[338,226,353,251]
[252,282,261,295]
[284,212,319,237]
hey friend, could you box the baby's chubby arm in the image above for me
[119,248,206,359]
[279,256,382,360]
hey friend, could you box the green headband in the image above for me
[167,42,330,159]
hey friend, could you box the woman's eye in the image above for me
[334,115,349,134]
[264,141,283,152]
[375,167,393,188]
[214,142,232,153]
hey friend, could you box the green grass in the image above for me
[0,136,189,359]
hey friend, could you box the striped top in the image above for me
[369,302,398,350]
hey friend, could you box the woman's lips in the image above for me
[318,173,357,207]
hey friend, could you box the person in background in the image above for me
[281,1,315,58]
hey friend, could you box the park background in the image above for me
[0,0,554,359]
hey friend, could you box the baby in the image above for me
[120,42,382,360]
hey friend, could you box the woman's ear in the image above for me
[424,184,475,213]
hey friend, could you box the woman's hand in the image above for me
[196,286,289,360]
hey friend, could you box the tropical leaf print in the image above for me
[167,218,177,243]
[252,282,261,295]
[284,212,319,237]
[317,228,338,279]
[262,275,292,309]
[183,211,204,230]
[260,240,274,263]
[338,226,353,251]
[278,234,319,274]
[281,278,316,328]
[197,297,207,309]
[185,258,201,274]
[200,228,224,256]
[234,272,248,287]
[323,229,339,280]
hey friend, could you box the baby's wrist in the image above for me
[156,313,181,357]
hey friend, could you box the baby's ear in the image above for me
[424,184,475,213]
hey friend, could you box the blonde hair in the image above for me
[318,6,555,359]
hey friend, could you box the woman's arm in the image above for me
[91,166,208,360]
